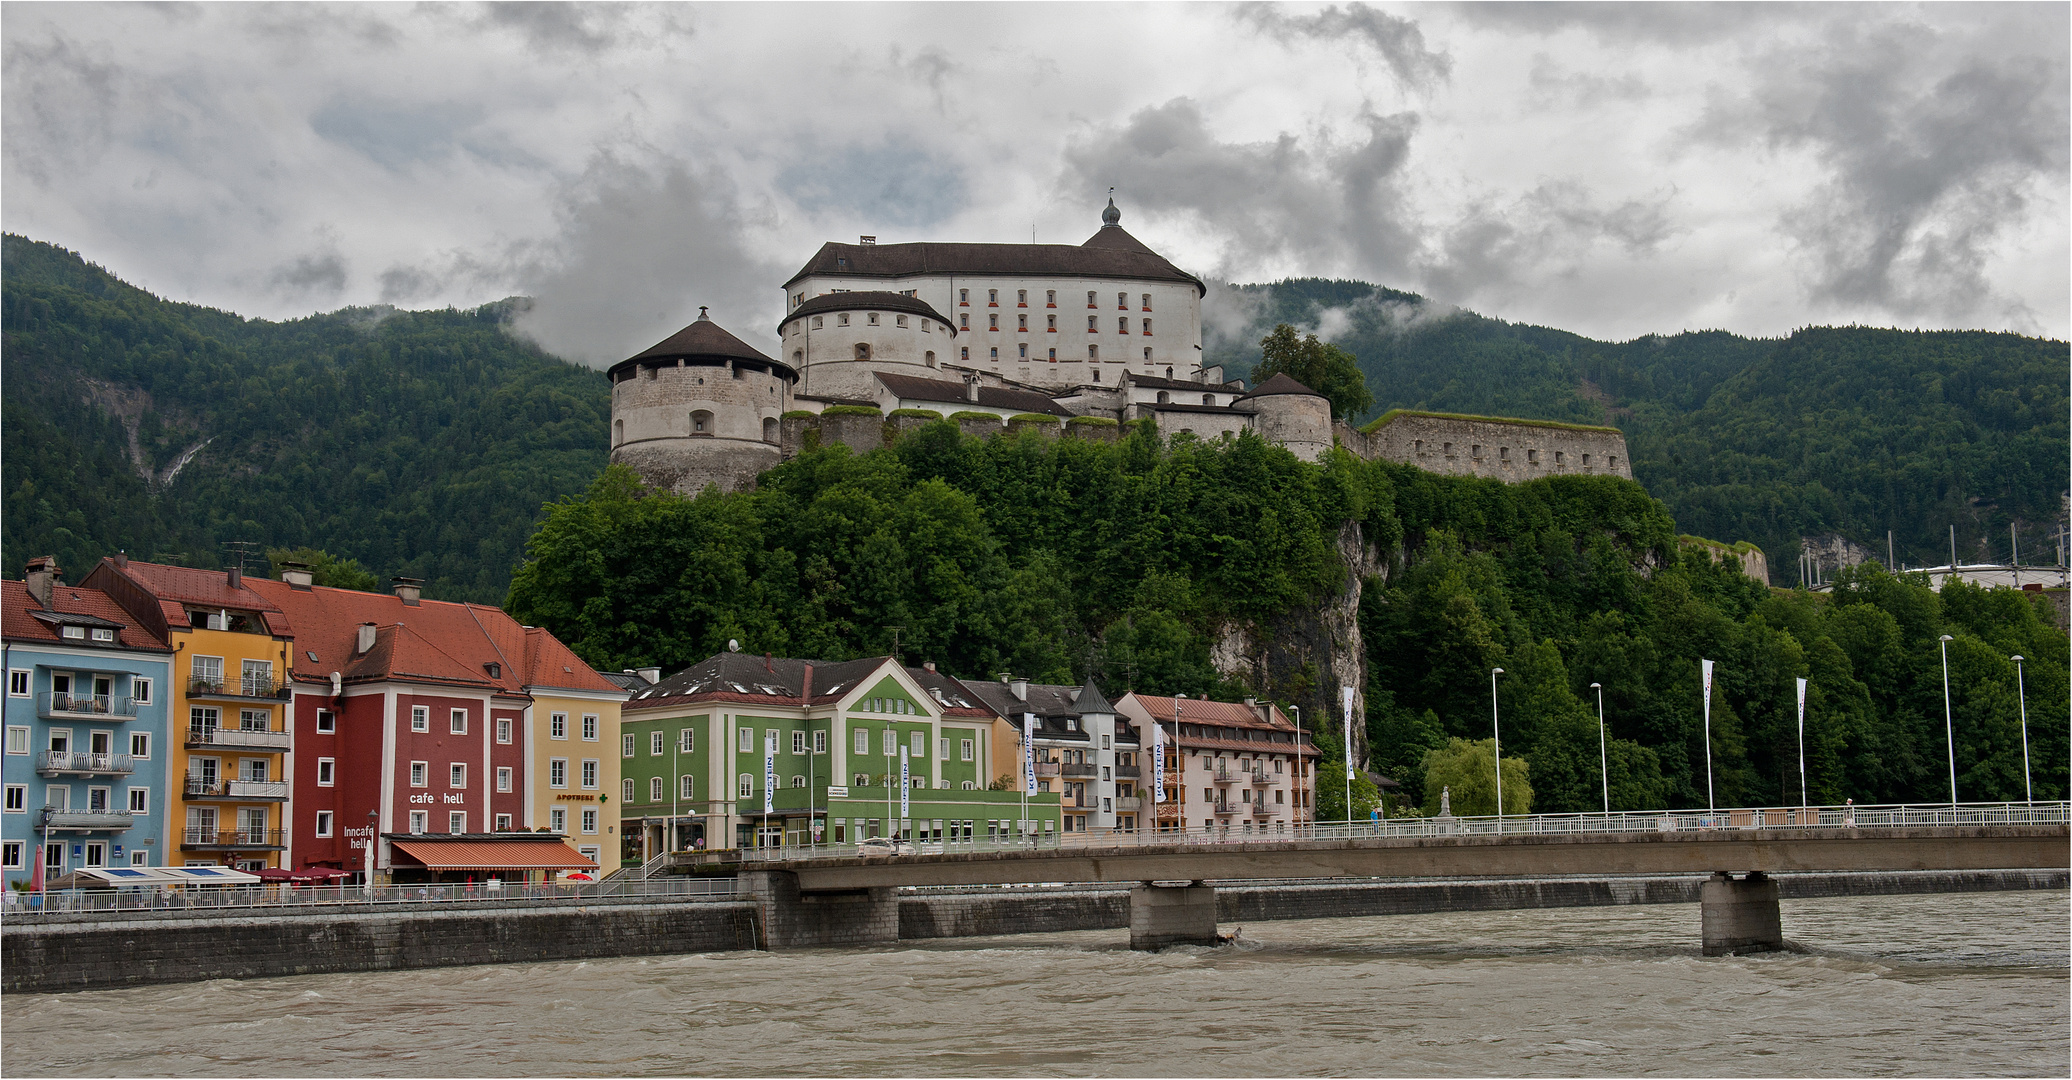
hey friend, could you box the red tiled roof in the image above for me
[388,839,596,871]
[521,626,622,694]
[85,560,293,637]
[1125,693,1293,731]
[1,580,171,651]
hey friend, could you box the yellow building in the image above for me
[519,627,627,869]
[85,558,295,871]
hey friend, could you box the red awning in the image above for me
[389,839,597,871]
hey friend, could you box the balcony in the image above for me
[1113,764,1141,779]
[1212,768,1236,784]
[1213,802,1236,815]
[1062,763,1098,778]
[182,828,287,850]
[1032,761,1062,777]
[37,692,139,720]
[36,751,135,777]
[184,777,290,802]
[1250,770,1272,786]
[44,808,135,831]
[187,676,291,703]
[1114,796,1143,812]
[1251,802,1276,816]
[185,725,292,751]
[1070,795,1101,810]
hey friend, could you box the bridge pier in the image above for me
[1131,882,1219,950]
[1700,871,1783,956]
[740,870,899,950]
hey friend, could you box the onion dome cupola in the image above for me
[1101,197,1122,227]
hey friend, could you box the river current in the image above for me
[4,890,2065,1077]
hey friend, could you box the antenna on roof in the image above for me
[727,639,741,652]
[886,625,903,663]
[220,540,261,574]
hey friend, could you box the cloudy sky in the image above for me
[5,2,2065,366]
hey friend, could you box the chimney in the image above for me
[226,565,242,589]
[1010,677,1028,702]
[964,375,980,403]
[765,651,774,672]
[280,562,315,589]
[356,623,377,655]
[859,235,876,245]
[637,667,661,685]
[113,552,128,569]
[923,661,936,673]
[391,577,422,606]
[22,556,58,609]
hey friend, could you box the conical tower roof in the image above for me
[1069,679,1114,715]
[606,307,791,382]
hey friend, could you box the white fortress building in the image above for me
[606,200,1633,495]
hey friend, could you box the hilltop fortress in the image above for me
[607,200,1633,494]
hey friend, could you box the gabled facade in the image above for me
[618,652,1059,855]
[961,675,1143,835]
[2,560,174,887]
[1116,693,1317,833]
[84,555,296,871]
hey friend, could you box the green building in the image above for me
[617,652,1060,856]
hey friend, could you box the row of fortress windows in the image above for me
[791,289,1153,311]
[802,310,1153,336]
[1413,439,1617,470]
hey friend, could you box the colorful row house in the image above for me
[1116,694,1317,833]
[2,560,175,887]
[616,652,1063,857]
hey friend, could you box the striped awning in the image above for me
[388,839,596,871]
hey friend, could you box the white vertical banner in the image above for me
[1700,659,1716,812]
[1342,686,1355,779]
[899,746,910,821]
[763,731,776,815]
[1796,676,1809,807]
[1151,719,1167,804]
[1022,713,1037,795]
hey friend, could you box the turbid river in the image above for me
[4,890,2064,1077]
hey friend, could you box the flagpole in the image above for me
[1701,660,1716,815]
[1796,677,1808,813]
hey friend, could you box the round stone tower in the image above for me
[777,291,960,401]
[1240,373,1334,462]
[606,308,798,494]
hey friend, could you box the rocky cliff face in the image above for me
[1212,520,1384,769]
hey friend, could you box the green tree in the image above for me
[1421,737,1532,816]
[1313,763,1382,823]
[266,547,379,592]
[1253,324,1375,421]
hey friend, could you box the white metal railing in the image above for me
[0,875,743,919]
[37,692,138,718]
[36,751,135,776]
[721,801,2070,863]
[185,726,292,750]
[184,777,290,800]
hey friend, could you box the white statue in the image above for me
[1440,786,1451,816]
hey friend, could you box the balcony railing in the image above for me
[187,676,290,701]
[36,751,135,777]
[1032,762,1062,777]
[1114,796,1143,812]
[36,692,139,719]
[182,828,287,849]
[184,777,291,801]
[44,808,135,830]
[1213,802,1236,814]
[1251,802,1276,816]
[1212,768,1236,783]
[1250,771,1272,786]
[1062,763,1098,778]
[185,725,292,750]
[1113,764,1141,778]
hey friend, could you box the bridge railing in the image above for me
[724,801,2070,862]
[0,875,744,920]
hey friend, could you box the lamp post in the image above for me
[1172,694,1185,837]
[1490,668,1505,832]
[1938,634,1957,811]
[1589,682,1607,816]
[1290,705,1302,830]
[2011,654,2031,804]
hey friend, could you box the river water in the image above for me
[5,891,2064,1077]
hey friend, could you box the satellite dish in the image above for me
[727,639,741,652]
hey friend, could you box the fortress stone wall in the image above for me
[1350,411,1633,482]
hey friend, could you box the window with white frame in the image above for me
[961,738,975,762]
[791,730,806,755]
[411,706,429,732]
[910,731,925,757]
[680,774,695,799]
[497,767,512,792]
[496,718,512,744]
[128,786,149,813]
[650,777,664,802]
[678,728,694,753]
[7,727,30,755]
[315,811,333,837]
[1,841,21,868]
[130,732,150,759]
[132,677,151,705]
[410,761,427,787]
[580,760,597,789]
[550,808,566,833]
[409,810,429,833]
[939,736,949,760]
[494,814,512,831]
[317,758,335,786]
[738,727,753,753]
[650,730,664,755]
[450,763,466,788]
[813,730,827,754]
[581,714,598,741]
[622,733,636,758]
[450,709,467,735]
[854,729,868,754]
[550,713,567,740]
[449,812,466,834]
[581,808,598,834]
[315,709,335,733]
[4,785,25,812]
[882,729,896,756]
[738,773,753,797]
[621,778,634,802]
[550,759,567,788]
[6,670,26,697]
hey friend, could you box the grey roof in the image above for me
[1069,680,1113,716]
[628,652,890,708]
[607,310,791,383]
[905,666,992,714]
[784,230,1206,296]
[874,372,1073,417]
[957,678,1137,742]
[598,671,651,693]
[780,291,957,335]
[1238,373,1324,400]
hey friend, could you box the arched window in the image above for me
[1118,317,1128,334]
[613,419,623,445]
[959,288,969,304]
[1046,290,1057,305]
[1157,391,1170,404]
[792,350,803,365]
[854,342,871,360]
[1088,345,1098,361]
[1143,319,1152,335]
[960,347,969,361]
[762,417,778,443]
[791,775,806,788]
[925,350,936,368]
[1086,291,1097,307]
[738,774,753,797]
[1117,292,1128,309]
[690,410,713,435]
[1016,289,1027,305]
[811,315,823,329]
[1143,347,1153,362]
[1165,367,1174,379]
[988,314,999,330]
[1202,394,1214,405]
[1142,293,1152,310]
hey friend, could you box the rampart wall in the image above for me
[1350,411,1633,481]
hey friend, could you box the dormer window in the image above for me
[92,628,115,642]
[62,626,85,640]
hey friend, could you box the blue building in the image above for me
[3,557,174,888]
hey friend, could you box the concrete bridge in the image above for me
[702,802,2070,954]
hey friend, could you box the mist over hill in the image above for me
[4,236,2063,602]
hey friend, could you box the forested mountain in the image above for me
[1209,280,2068,580]
[2,235,609,601]
[507,433,2068,814]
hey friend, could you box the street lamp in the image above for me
[1938,634,1957,810]
[1289,705,1302,829]
[1589,682,1607,816]
[2011,655,2031,804]
[1490,668,1505,832]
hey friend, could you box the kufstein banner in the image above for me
[1343,686,1355,779]
[900,746,910,819]
[1151,719,1167,804]
[1796,676,1807,730]
[1022,713,1037,795]
[763,731,776,815]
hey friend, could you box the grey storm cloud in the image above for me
[1235,2,1452,89]
[777,139,968,231]
[476,2,652,55]
[1700,16,2070,324]
[1423,182,1679,303]
[1063,98,1424,285]
[502,153,786,368]
[268,250,350,297]
[1,31,120,187]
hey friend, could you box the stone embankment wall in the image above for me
[1349,411,1633,481]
